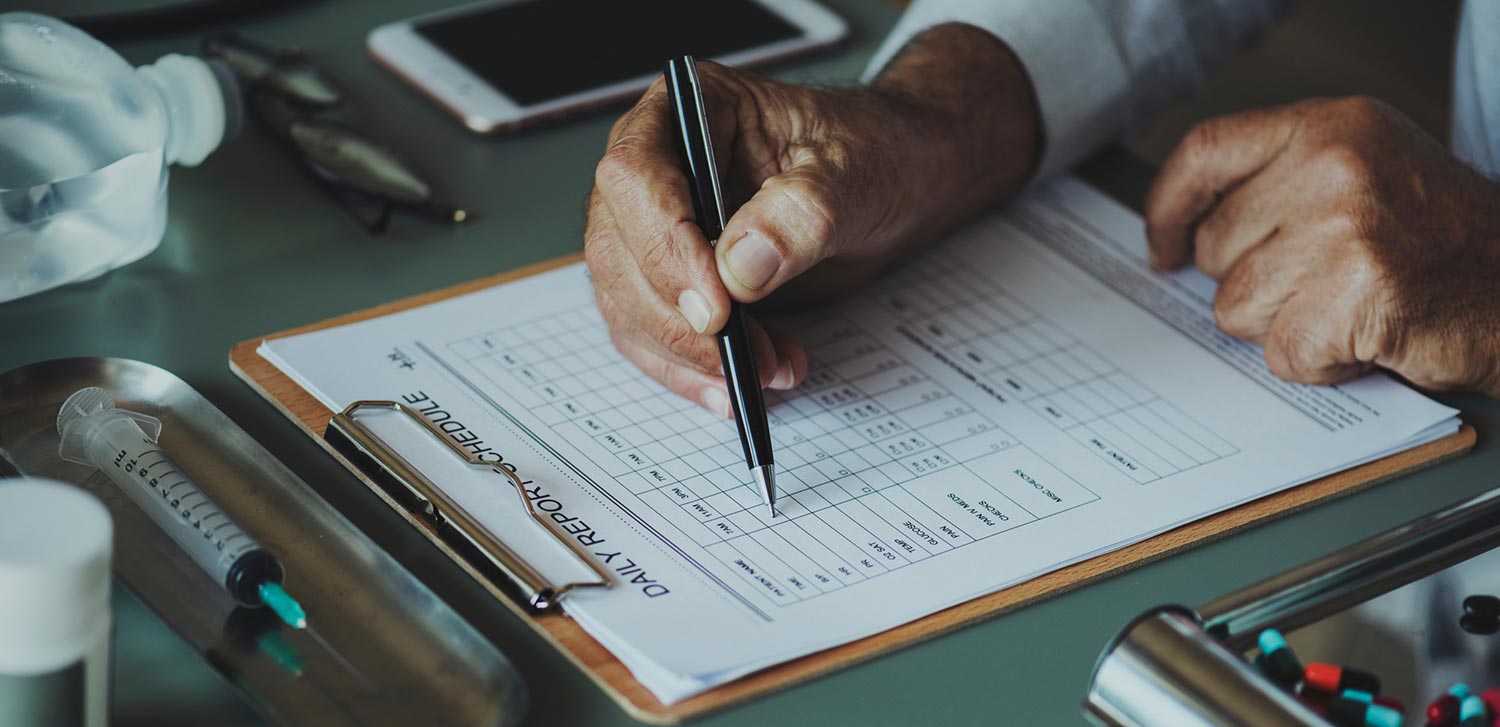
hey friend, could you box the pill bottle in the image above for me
[0,478,114,727]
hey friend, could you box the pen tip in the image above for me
[753,465,778,518]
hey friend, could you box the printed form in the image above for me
[260,177,1459,703]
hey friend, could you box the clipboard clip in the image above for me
[325,400,612,610]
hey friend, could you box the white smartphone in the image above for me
[367,0,849,133]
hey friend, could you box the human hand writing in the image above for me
[584,24,1039,415]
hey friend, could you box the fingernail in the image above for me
[769,356,794,390]
[677,289,712,334]
[703,387,732,419]
[725,234,779,290]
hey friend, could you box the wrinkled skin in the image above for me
[583,24,1039,416]
[1147,96,1500,394]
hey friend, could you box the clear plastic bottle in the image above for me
[0,12,242,304]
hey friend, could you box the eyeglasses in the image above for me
[203,33,468,234]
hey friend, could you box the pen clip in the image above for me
[326,400,612,610]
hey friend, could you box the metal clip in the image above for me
[326,400,611,610]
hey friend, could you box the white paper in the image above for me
[259,177,1458,703]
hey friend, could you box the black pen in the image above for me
[663,55,778,518]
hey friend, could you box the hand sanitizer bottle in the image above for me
[0,12,243,304]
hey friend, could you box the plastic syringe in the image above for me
[56,387,306,629]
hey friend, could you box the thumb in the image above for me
[716,168,850,303]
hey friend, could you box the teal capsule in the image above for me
[1327,696,1404,727]
[1257,629,1288,653]
[1254,628,1303,689]
[1460,693,1484,721]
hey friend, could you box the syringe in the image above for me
[56,387,306,630]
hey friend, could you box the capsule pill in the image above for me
[1480,687,1500,717]
[1255,629,1303,689]
[1326,696,1403,727]
[1429,693,1459,725]
[1461,614,1500,635]
[1305,662,1381,695]
[1464,595,1500,620]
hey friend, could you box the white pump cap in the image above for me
[135,53,241,167]
[0,479,113,675]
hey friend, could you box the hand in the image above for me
[584,24,1039,415]
[1147,96,1500,394]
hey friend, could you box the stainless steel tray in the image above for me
[0,357,526,726]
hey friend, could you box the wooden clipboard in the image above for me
[229,251,1476,723]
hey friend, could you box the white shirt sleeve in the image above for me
[864,0,1293,180]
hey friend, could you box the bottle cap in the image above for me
[0,479,113,675]
[137,53,239,167]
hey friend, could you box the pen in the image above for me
[663,55,778,518]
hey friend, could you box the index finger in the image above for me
[1145,105,1299,270]
[594,76,742,337]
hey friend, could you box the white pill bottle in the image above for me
[0,478,113,727]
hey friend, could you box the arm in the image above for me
[866,0,1296,180]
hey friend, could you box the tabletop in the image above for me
[4,1,1498,725]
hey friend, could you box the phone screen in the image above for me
[415,0,804,106]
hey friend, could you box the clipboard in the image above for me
[229,251,1477,723]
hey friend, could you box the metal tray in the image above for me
[0,357,526,726]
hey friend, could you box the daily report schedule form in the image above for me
[259,178,1459,703]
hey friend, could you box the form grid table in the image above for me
[448,250,1241,609]
[872,252,1240,484]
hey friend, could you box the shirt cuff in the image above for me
[863,0,1132,181]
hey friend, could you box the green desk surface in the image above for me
[4,2,1496,725]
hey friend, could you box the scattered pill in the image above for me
[1462,694,1486,722]
[1371,694,1404,714]
[1464,595,1500,620]
[1305,663,1381,695]
[1326,696,1404,727]
[1256,629,1304,689]
[1481,687,1500,717]
[1461,614,1500,635]
[1339,689,1405,718]
[1299,688,1333,715]
[1432,693,1464,725]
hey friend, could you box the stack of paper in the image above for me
[260,178,1459,703]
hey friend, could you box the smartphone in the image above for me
[367,0,848,133]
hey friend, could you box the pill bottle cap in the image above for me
[0,479,113,675]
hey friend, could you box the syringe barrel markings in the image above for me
[57,387,284,606]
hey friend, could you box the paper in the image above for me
[259,177,1459,703]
